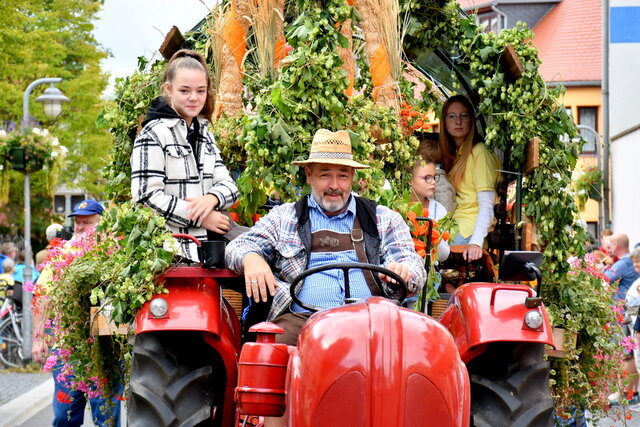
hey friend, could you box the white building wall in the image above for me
[609,0,640,243]
[611,130,640,246]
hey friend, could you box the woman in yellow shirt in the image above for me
[439,95,499,261]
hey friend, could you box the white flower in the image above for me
[0,130,6,138]
[163,239,178,254]
[51,138,59,146]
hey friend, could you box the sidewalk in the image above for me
[0,370,125,427]
[0,371,52,427]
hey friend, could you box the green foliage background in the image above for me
[0,0,111,247]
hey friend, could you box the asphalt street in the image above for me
[0,369,639,426]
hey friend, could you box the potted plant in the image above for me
[0,127,67,204]
[572,166,604,209]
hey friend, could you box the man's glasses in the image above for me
[415,175,440,184]
[445,113,470,122]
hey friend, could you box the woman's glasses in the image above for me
[445,113,470,122]
[415,175,440,184]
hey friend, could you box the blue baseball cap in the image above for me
[68,199,104,216]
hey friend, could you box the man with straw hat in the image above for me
[226,129,426,345]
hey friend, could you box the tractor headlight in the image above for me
[524,310,543,329]
[149,298,169,318]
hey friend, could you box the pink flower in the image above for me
[23,281,35,293]
[621,336,639,353]
[43,354,58,371]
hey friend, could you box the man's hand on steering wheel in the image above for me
[242,253,277,302]
[380,262,412,286]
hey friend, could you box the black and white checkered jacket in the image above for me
[131,115,239,261]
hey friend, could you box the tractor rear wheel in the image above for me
[468,342,554,427]
[128,331,219,427]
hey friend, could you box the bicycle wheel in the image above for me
[0,316,23,368]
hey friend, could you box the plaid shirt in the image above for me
[131,117,239,260]
[225,195,426,320]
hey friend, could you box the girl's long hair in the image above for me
[163,49,214,122]
[438,95,478,190]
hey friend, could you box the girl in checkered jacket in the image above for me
[131,50,241,261]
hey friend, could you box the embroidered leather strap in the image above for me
[308,218,381,297]
[352,216,381,296]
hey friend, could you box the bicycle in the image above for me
[0,282,24,368]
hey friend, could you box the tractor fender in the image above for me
[134,267,241,350]
[439,282,554,363]
[285,297,470,427]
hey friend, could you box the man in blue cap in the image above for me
[68,199,104,237]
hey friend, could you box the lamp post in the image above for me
[21,77,69,364]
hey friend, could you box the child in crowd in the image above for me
[0,258,15,300]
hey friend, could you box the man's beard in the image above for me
[311,188,348,213]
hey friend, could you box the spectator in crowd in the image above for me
[605,233,640,301]
[35,223,64,270]
[0,258,15,300]
[0,242,18,273]
[13,250,39,284]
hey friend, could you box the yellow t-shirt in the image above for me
[0,273,15,299]
[452,143,499,238]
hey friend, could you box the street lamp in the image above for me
[21,77,69,364]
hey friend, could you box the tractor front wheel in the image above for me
[468,342,554,427]
[128,331,219,427]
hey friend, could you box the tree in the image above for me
[0,0,110,246]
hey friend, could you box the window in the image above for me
[578,107,598,154]
[478,12,505,34]
[565,107,572,118]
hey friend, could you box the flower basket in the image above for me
[0,127,66,204]
[544,326,577,358]
[8,147,26,171]
[588,183,601,201]
[90,306,130,336]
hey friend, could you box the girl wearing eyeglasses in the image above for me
[438,95,499,261]
[410,155,450,262]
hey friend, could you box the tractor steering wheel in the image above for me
[289,262,408,313]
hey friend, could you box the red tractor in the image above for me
[127,236,555,426]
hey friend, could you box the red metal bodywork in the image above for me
[282,297,470,427]
[439,282,555,363]
[135,267,242,427]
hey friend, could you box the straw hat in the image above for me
[292,129,370,169]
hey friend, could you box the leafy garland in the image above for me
[36,202,175,397]
[402,1,621,415]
